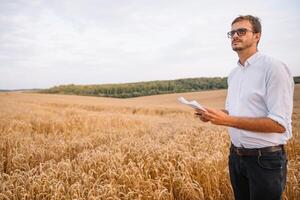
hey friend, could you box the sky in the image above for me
[0,0,300,90]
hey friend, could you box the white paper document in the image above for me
[177,97,206,111]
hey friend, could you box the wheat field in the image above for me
[0,85,299,200]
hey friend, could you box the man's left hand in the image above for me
[201,107,232,126]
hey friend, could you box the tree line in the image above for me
[39,77,228,98]
[39,76,300,98]
[294,76,300,84]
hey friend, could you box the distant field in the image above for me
[0,85,299,199]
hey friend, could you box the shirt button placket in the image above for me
[237,67,245,146]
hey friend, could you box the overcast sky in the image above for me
[0,0,299,90]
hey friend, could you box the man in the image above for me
[195,15,294,200]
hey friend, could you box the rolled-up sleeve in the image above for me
[265,62,294,133]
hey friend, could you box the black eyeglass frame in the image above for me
[227,28,255,38]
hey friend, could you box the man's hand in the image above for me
[195,108,231,125]
[203,107,233,125]
[194,108,210,122]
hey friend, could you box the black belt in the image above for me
[231,144,284,156]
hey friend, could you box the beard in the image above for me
[232,46,247,51]
[232,40,253,51]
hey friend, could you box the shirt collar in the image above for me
[237,51,262,68]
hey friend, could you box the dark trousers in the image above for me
[229,146,287,200]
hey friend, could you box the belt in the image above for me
[231,144,284,156]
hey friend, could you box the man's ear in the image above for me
[256,33,261,40]
[255,33,261,47]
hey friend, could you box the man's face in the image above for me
[230,20,260,52]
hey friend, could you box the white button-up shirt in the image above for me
[226,52,294,148]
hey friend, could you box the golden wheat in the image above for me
[0,86,299,199]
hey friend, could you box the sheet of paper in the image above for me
[177,96,206,111]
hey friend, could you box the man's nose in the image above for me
[232,31,239,38]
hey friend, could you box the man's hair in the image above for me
[232,15,262,33]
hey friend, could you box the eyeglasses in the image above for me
[227,28,255,38]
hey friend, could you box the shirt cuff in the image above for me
[267,113,287,131]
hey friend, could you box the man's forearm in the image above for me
[199,108,286,133]
[226,116,285,133]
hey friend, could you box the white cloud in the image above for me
[0,0,300,89]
